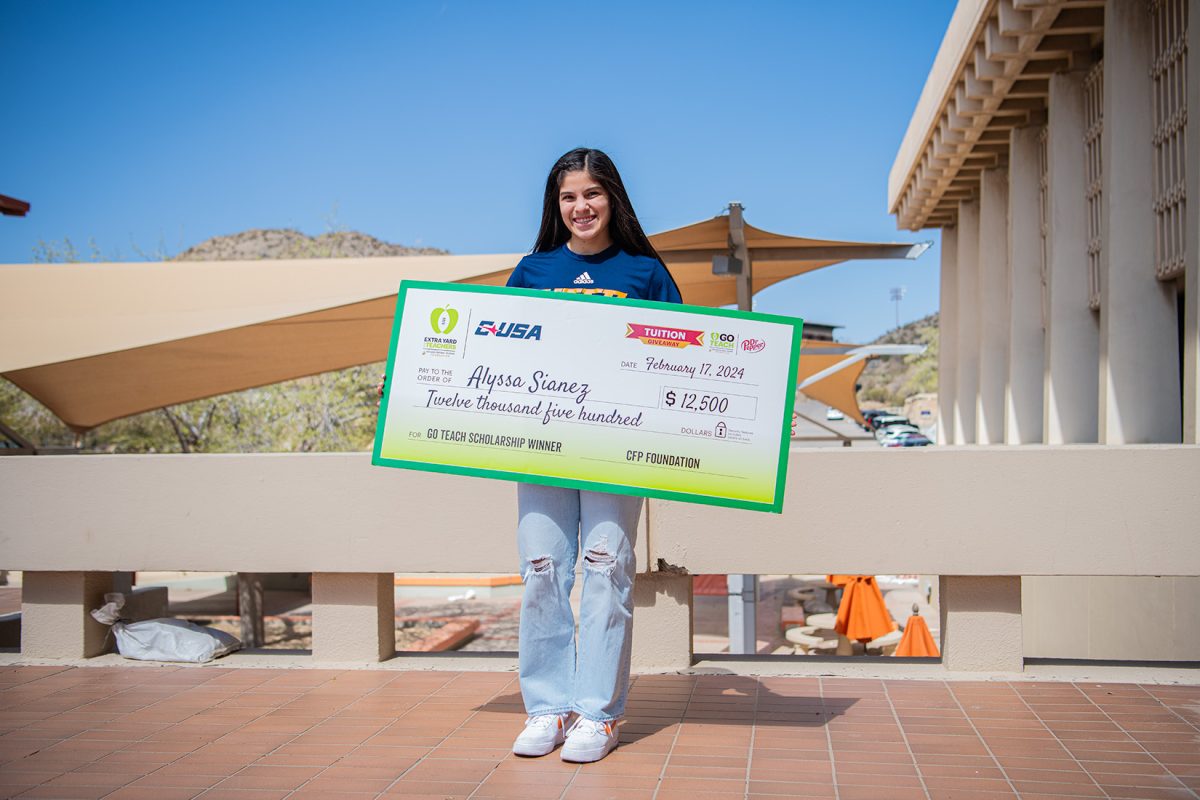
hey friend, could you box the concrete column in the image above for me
[1184,0,1200,444]
[939,575,1022,673]
[1006,125,1046,443]
[311,572,394,662]
[1044,71,1099,444]
[938,227,959,446]
[112,572,133,595]
[631,571,692,672]
[977,168,1011,444]
[1099,1,1182,444]
[955,200,981,443]
[21,571,113,658]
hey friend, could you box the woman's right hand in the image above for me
[376,373,386,402]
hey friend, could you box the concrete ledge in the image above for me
[3,448,1198,673]
[652,445,1200,575]
[2,448,1197,575]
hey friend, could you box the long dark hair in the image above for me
[533,148,668,270]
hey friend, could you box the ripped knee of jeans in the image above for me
[525,555,553,580]
[583,539,617,577]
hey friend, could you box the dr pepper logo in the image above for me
[625,323,705,349]
[741,338,767,353]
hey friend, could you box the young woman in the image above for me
[505,148,681,763]
[377,148,794,760]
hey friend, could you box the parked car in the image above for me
[860,409,889,431]
[877,424,921,443]
[883,432,932,447]
[825,407,845,421]
[871,415,911,432]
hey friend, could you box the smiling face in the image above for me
[558,170,613,254]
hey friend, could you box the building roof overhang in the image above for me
[888,0,1104,231]
[1,194,31,217]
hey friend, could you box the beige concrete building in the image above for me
[890,0,1199,659]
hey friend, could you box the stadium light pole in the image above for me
[890,286,906,329]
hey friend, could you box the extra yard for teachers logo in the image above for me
[626,323,705,349]
[423,304,461,357]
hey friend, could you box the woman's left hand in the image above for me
[791,411,798,437]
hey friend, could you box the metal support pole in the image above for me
[726,202,758,653]
[729,202,752,310]
[726,573,759,654]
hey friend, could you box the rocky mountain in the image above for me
[174,229,447,261]
[855,312,939,408]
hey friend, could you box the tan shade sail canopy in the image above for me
[1,214,921,431]
[1,253,520,431]
[652,215,928,307]
[791,342,869,427]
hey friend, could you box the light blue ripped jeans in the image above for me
[516,483,642,723]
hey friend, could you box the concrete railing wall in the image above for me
[3,446,1198,671]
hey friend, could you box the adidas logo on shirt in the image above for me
[573,272,594,285]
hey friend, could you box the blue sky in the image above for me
[3,1,954,343]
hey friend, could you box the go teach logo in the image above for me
[429,306,459,335]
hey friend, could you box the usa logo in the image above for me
[475,321,543,340]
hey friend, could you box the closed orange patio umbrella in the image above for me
[826,575,854,588]
[894,605,940,657]
[834,575,896,643]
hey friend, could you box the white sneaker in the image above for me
[512,713,569,757]
[560,717,619,762]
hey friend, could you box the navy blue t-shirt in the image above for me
[507,243,681,304]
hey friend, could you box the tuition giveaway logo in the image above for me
[423,304,461,357]
[625,323,705,349]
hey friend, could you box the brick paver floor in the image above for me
[0,667,1197,799]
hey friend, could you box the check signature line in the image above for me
[578,456,748,480]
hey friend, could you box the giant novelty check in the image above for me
[372,281,803,513]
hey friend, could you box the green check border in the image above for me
[371,280,804,514]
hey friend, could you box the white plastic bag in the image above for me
[112,618,241,663]
[90,592,126,626]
